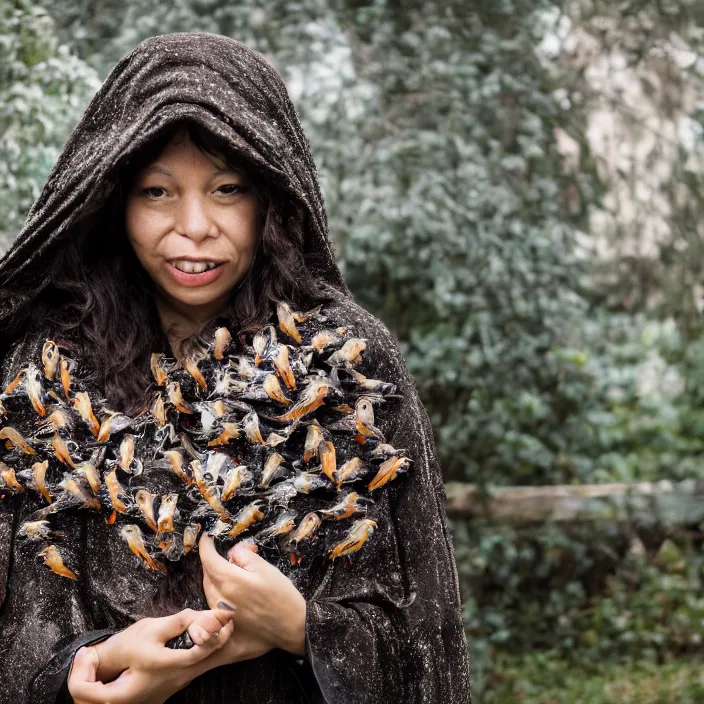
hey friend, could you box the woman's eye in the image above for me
[142,187,166,198]
[217,184,248,195]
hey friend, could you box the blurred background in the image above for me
[2,0,704,700]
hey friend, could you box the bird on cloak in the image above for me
[0,303,412,580]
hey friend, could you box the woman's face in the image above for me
[125,129,259,318]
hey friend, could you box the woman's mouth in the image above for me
[166,259,226,286]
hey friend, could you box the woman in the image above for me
[0,32,471,703]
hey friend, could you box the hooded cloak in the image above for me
[0,32,471,703]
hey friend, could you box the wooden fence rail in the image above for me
[444,479,704,523]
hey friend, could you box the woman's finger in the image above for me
[152,608,199,641]
[153,607,232,643]
[70,646,100,683]
[153,608,235,666]
[188,623,214,646]
[187,607,235,639]
[202,572,232,612]
[170,618,236,667]
[235,539,259,554]
[69,648,123,703]
[185,606,235,645]
[81,670,153,704]
[68,680,111,704]
[199,534,237,579]
[226,541,263,572]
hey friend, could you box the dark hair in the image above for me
[36,120,330,413]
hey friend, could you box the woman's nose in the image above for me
[174,194,216,241]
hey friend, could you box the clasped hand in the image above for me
[68,536,307,703]
[68,607,236,704]
[198,535,307,665]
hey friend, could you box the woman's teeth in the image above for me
[171,260,220,274]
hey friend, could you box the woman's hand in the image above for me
[68,608,234,704]
[94,607,234,682]
[189,613,274,670]
[199,535,307,658]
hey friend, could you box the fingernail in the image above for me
[218,600,236,612]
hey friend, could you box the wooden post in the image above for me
[444,479,704,523]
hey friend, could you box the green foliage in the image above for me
[454,314,704,696]
[0,0,100,247]
[458,520,704,669]
[552,316,704,485]
[335,0,597,486]
[486,653,704,703]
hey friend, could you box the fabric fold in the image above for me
[32,629,116,704]
[299,295,471,703]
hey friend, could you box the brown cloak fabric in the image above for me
[0,32,471,703]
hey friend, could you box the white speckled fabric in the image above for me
[0,32,470,704]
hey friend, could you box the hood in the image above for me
[0,31,348,349]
